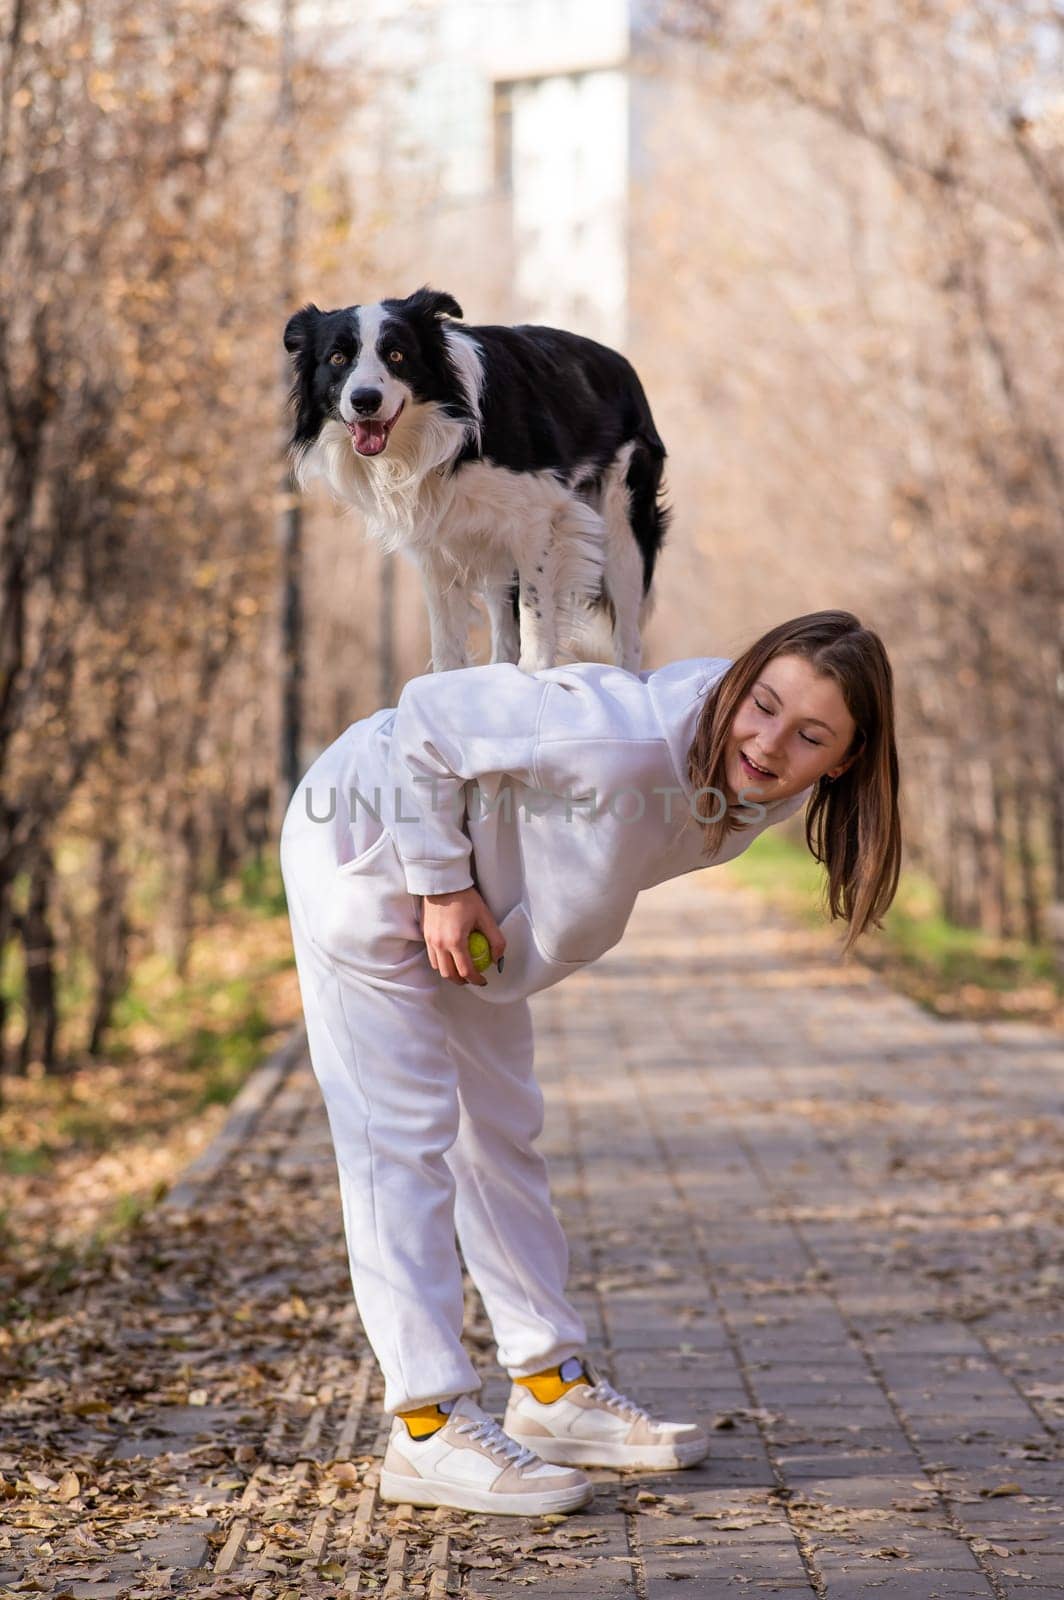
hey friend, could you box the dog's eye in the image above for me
[386,349,404,364]
[329,351,347,367]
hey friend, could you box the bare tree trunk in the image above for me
[87,674,132,1054]
[277,0,304,808]
[246,784,271,873]
[173,799,199,982]
[210,795,239,905]
[970,756,1003,936]
[1051,647,1064,902]
[1014,759,1042,947]
[87,826,130,1057]
[0,810,16,1096]
[943,769,974,927]
[992,767,1013,940]
[17,843,59,1074]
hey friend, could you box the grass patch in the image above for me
[728,828,1063,1025]
[1,1145,54,1177]
[237,856,289,917]
[190,1004,273,1111]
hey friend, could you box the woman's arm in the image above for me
[386,658,669,918]
[386,663,553,896]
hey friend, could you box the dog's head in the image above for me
[283,288,467,462]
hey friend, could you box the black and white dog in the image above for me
[283,288,669,674]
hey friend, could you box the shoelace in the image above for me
[584,1377,652,1423]
[453,1414,540,1470]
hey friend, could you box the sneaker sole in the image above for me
[505,1432,710,1471]
[378,1468,594,1517]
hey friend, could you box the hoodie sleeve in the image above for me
[386,664,553,896]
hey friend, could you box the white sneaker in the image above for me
[379,1394,593,1516]
[504,1358,710,1471]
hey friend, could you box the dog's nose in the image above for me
[349,387,383,416]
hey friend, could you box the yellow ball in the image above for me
[467,930,492,973]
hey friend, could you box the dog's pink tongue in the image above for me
[353,420,387,456]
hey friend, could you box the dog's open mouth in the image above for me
[347,400,405,457]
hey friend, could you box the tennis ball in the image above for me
[467,930,492,973]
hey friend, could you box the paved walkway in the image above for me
[4,871,1062,1597]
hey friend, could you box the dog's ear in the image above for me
[406,287,463,323]
[284,303,323,355]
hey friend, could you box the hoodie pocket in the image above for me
[316,829,423,971]
[337,822,392,876]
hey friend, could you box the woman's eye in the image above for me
[755,697,820,746]
[329,351,347,367]
[387,349,404,364]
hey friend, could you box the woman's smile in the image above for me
[740,750,777,781]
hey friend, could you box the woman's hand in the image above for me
[420,886,506,986]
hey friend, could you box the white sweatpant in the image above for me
[279,729,587,1413]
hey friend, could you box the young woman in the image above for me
[279,609,901,1516]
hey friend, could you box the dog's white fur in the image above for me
[296,323,647,674]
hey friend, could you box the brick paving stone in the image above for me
[818,1577,996,1598]
[138,1526,214,1567]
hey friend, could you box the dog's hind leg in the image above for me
[515,521,561,674]
[517,497,608,673]
[483,575,521,665]
[549,499,609,665]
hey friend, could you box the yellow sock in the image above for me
[513,1356,588,1405]
[396,1398,456,1439]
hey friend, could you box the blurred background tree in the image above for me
[652,0,1063,943]
[0,0,334,1073]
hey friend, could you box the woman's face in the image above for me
[724,653,860,805]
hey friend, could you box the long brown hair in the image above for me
[685,610,902,955]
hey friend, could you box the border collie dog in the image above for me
[283,288,669,674]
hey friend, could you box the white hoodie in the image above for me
[331,656,814,1006]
